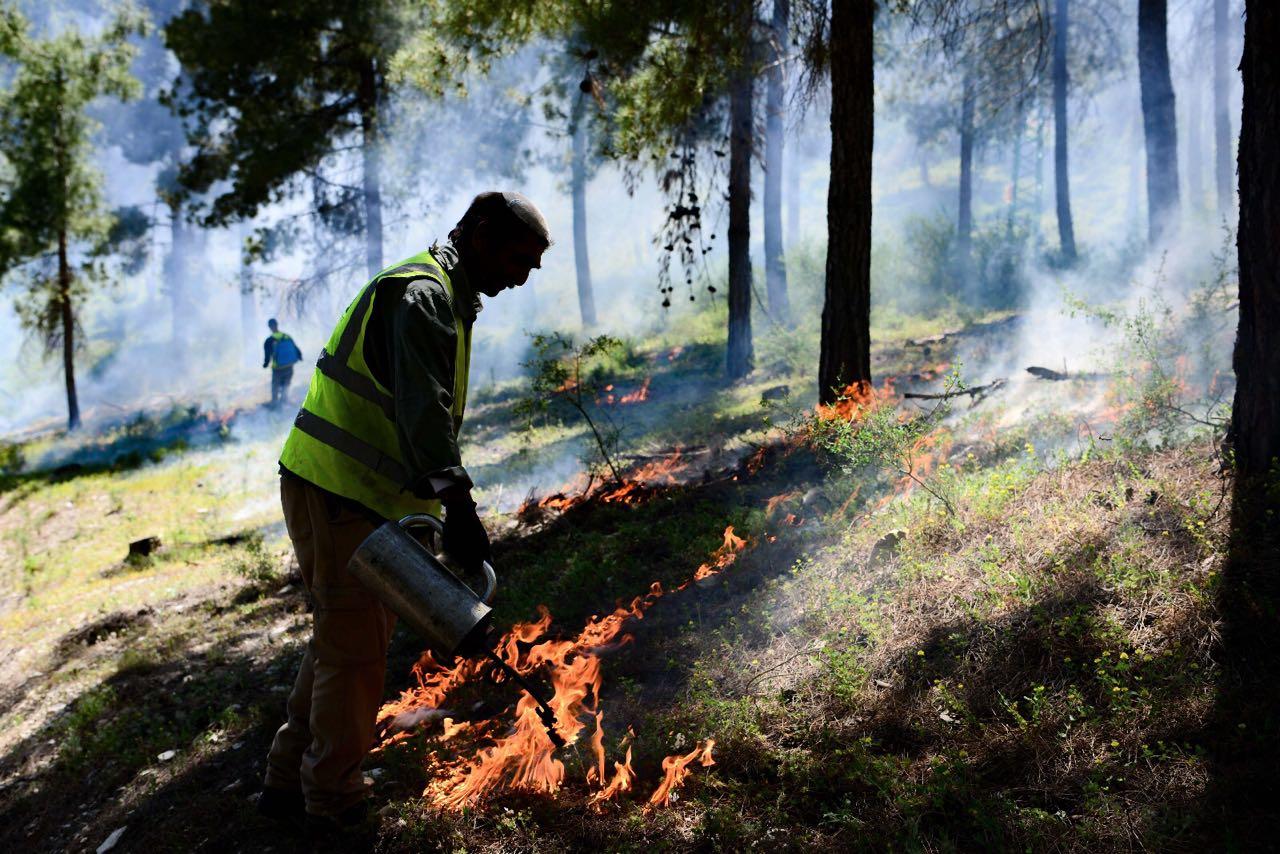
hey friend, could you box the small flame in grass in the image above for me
[903,430,952,487]
[646,739,716,808]
[587,712,606,784]
[589,745,635,808]
[764,489,802,516]
[518,448,691,518]
[618,377,652,404]
[691,526,746,582]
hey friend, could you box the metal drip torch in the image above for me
[348,514,565,749]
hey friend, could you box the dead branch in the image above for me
[1026,366,1112,382]
[904,378,1006,402]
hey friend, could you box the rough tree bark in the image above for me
[726,50,755,380]
[1053,0,1078,262]
[52,68,79,431]
[358,56,384,278]
[57,226,79,432]
[818,0,874,403]
[956,71,976,291]
[1231,0,1280,515]
[1137,0,1180,244]
[1213,0,1234,214]
[570,93,597,329]
[764,0,790,326]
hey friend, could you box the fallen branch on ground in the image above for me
[904,378,1006,402]
[1026,366,1111,382]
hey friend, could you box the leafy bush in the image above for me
[808,373,959,516]
[231,534,277,585]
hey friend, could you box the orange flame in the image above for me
[691,526,747,582]
[646,739,716,808]
[379,526,747,811]
[814,379,896,422]
[518,449,691,518]
[764,489,802,516]
[589,745,635,807]
[618,377,652,404]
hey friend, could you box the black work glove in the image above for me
[442,495,491,571]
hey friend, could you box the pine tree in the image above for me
[163,0,415,278]
[0,5,145,430]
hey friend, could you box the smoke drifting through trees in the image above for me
[0,0,1249,459]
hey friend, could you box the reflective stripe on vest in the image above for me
[277,251,470,521]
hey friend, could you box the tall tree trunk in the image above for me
[1053,0,1078,262]
[570,94,597,329]
[764,0,790,326]
[1213,0,1234,214]
[956,72,976,292]
[1231,0,1280,515]
[1187,71,1205,212]
[818,0,875,403]
[358,56,383,278]
[52,68,79,431]
[1138,0,1180,244]
[726,61,755,381]
[57,226,80,431]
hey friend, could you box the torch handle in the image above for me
[397,513,497,604]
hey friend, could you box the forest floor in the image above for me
[0,305,1270,853]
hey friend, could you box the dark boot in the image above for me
[304,800,375,851]
[256,785,305,830]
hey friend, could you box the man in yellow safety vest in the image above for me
[258,192,551,836]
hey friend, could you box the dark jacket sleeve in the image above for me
[390,280,472,498]
[263,336,274,367]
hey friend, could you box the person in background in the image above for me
[263,318,303,409]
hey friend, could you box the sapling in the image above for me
[517,332,626,487]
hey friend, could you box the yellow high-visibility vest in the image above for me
[278,249,471,521]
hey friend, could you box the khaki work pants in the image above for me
[264,476,394,816]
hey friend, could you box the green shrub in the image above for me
[231,534,277,585]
